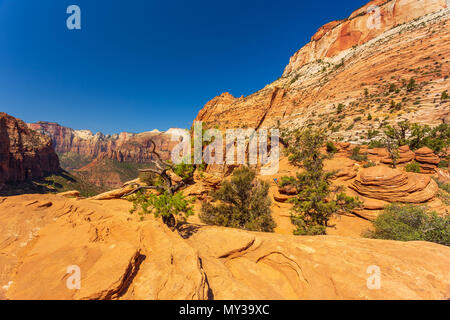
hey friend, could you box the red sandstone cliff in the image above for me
[0,113,60,185]
[27,121,180,188]
[28,122,177,168]
[195,0,449,143]
[284,0,448,75]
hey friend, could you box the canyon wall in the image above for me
[194,0,449,144]
[0,113,60,185]
[27,121,181,188]
[28,121,177,167]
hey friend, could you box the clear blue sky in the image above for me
[0,0,367,134]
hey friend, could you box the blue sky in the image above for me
[0,0,367,134]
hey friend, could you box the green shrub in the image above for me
[438,160,449,168]
[200,167,275,232]
[406,78,416,92]
[434,178,450,194]
[388,83,397,93]
[350,146,368,162]
[363,161,376,168]
[172,162,195,181]
[367,129,379,139]
[405,161,421,173]
[441,90,448,101]
[129,191,194,222]
[284,129,362,235]
[368,139,386,149]
[279,176,296,187]
[365,204,449,246]
[384,121,449,154]
[326,141,337,154]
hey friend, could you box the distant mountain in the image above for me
[195,0,449,144]
[27,121,181,188]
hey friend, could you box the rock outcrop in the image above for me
[381,145,416,164]
[283,0,448,75]
[0,113,59,185]
[194,0,449,143]
[415,147,441,173]
[350,166,438,203]
[0,194,449,300]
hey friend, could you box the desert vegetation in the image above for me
[129,190,194,227]
[365,204,449,246]
[281,128,362,235]
[200,167,275,232]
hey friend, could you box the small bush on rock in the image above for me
[365,204,449,246]
[129,191,194,224]
[200,167,276,232]
[405,161,421,173]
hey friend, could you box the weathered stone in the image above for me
[350,166,438,203]
[0,113,60,184]
[1,194,449,300]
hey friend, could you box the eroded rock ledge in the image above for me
[0,194,449,300]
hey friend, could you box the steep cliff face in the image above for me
[28,122,177,168]
[284,0,448,75]
[28,121,180,188]
[0,113,59,185]
[195,0,449,143]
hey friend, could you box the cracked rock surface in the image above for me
[0,194,449,300]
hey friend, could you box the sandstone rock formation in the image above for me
[0,113,60,186]
[381,145,416,164]
[350,166,438,203]
[283,0,448,75]
[194,0,449,144]
[0,194,449,300]
[415,147,441,173]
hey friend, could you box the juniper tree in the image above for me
[283,128,362,235]
[200,167,275,232]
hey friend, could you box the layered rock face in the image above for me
[194,0,449,143]
[415,146,441,173]
[283,0,448,75]
[350,166,438,203]
[0,113,59,185]
[28,122,181,188]
[28,122,177,168]
[1,194,449,300]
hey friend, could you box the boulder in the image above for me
[89,186,135,200]
[279,185,298,195]
[415,147,440,173]
[325,157,358,180]
[350,166,438,204]
[57,190,80,198]
[381,145,415,164]
[273,192,290,203]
